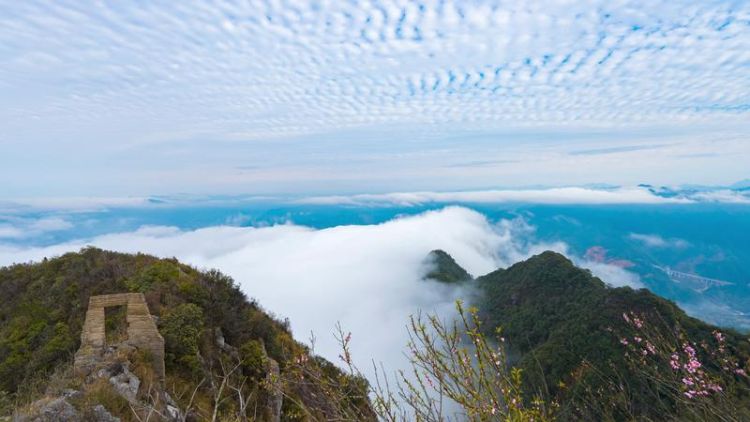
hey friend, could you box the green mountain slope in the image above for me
[0,248,372,421]
[474,251,750,421]
[422,249,473,283]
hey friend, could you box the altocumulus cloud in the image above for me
[1,1,749,195]
[0,207,641,380]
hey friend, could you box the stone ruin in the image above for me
[74,293,165,382]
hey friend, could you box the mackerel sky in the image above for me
[1,0,749,196]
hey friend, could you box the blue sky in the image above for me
[1,0,749,197]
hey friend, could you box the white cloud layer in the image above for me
[0,207,641,380]
[298,186,688,206]
[0,216,73,239]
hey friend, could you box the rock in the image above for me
[60,390,81,401]
[14,397,79,422]
[214,328,239,358]
[109,368,140,404]
[164,392,182,421]
[165,404,180,421]
[265,358,282,422]
[95,362,141,403]
[90,405,120,422]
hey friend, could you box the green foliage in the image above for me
[422,249,472,283]
[73,378,134,422]
[0,390,12,416]
[104,306,128,344]
[35,322,75,370]
[124,260,180,292]
[474,251,750,421]
[239,339,267,379]
[0,248,369,419]
[161,303,204,373]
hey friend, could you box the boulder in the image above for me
[90,405,120,422]
[13,398,79,422]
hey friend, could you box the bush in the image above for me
[125,261,180,293]
[160,303,204,374]
[240,339,267,379]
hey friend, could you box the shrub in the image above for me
[160,303,204,374]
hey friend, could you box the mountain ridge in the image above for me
[428,249,750,420]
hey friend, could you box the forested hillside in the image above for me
[475,251,750,421]
[0,248,372,421]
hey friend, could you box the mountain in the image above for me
[472,251,750,421]
[422,249,473,283]
[0,248,372,421]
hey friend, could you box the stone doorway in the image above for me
[74,293,165,383]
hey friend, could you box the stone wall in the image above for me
[74,293,165,382]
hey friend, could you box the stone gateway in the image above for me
[74,293,165,382]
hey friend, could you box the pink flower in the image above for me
[670,352,680,370]
[620,338,629,346]
[633,317,644,329]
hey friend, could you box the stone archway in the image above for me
[74,293,165,382]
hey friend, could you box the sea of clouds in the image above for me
[0,206,641,381]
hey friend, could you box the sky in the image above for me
[1,0,749,196]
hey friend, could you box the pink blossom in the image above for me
[632,317,644,329]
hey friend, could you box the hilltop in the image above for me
[0,248,372,421]
[426,250,750,421]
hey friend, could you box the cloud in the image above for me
[297,186,690,206]
[679,300,750,332]
[580,260,643,289]
[0,197,152,214]
[0,216,74,239]
[1,1,749,195]
[0,207,641,381]
[628,233,690,249]
[569,144,667,156]
[690,190,750,204]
